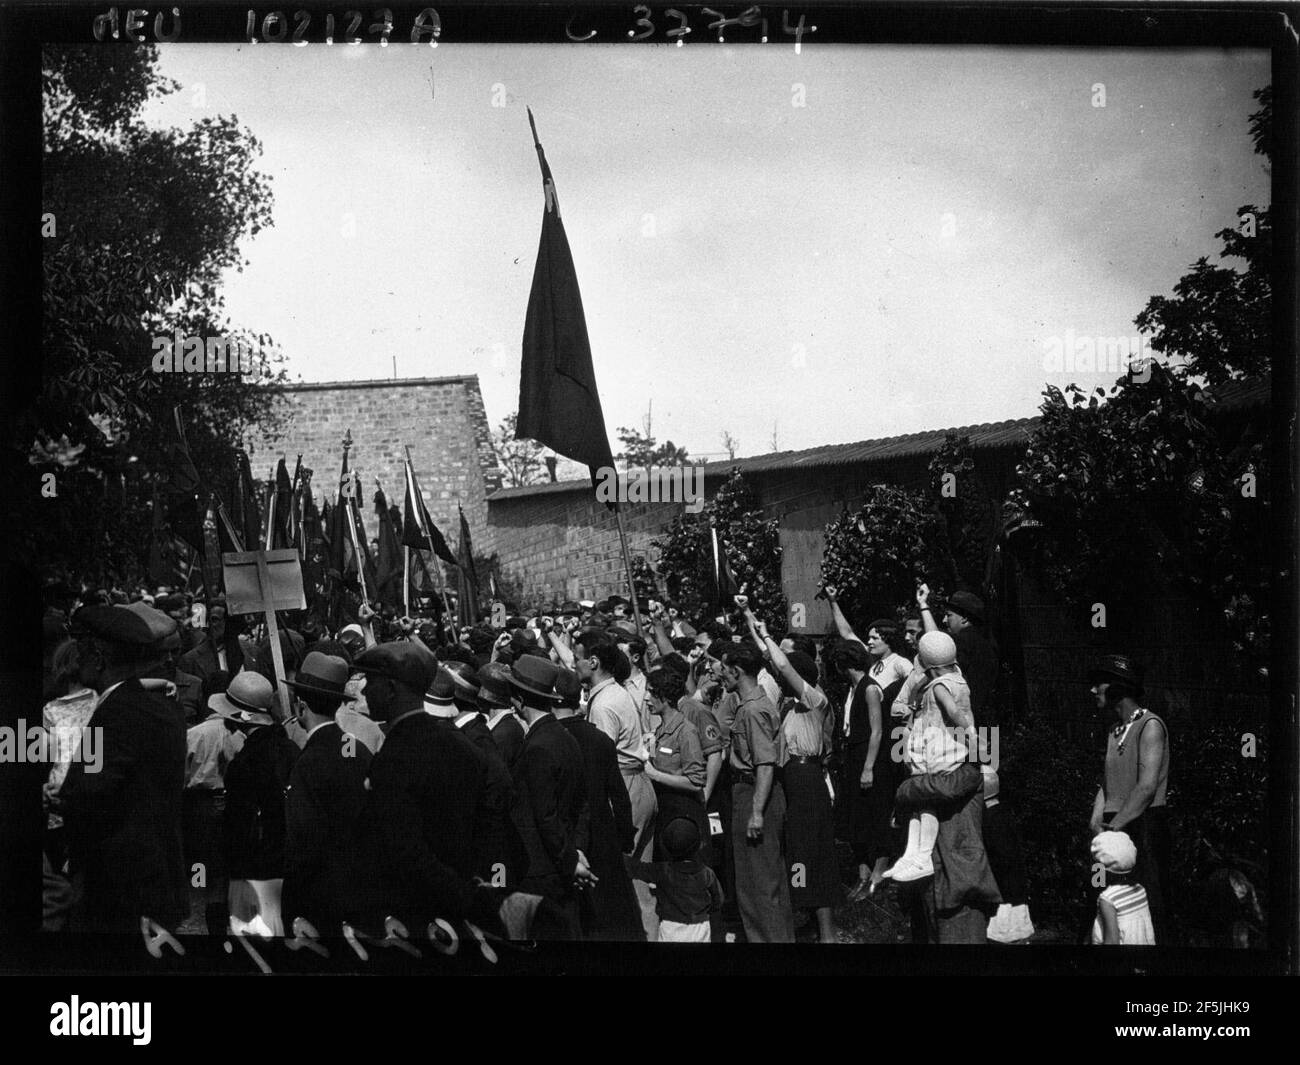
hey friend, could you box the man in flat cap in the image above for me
[281,652,373,932]
[1088,653,1172,941]
[508,655,594,936]
[58,602,188,932]
[349,643,503,931]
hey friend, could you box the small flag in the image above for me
[402,454,459,567]
[373,484,404,610]
[711,524,739,612]
[456,502,480,626]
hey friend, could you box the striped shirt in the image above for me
[1092,883,1155,945]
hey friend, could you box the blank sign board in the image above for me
[221,549,307,615]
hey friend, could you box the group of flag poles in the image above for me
[154,108,669,636]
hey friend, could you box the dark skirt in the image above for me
[782,761,842,910]
[845,741,901,866]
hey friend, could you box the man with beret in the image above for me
[508,655,594,935]
[1088,653,1172,942]
[58,602,188,932]
[280,652,373,932]
[429,664,523,888]
[479,662,525,768]
[349,642,503,930]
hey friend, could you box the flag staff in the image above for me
[403,547,411,616]
[614,499,646,642]
[340,429,371,606]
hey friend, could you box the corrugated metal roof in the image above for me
[486,373,1270,504]
[487,414,1039,502]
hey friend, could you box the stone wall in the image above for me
[249,375,502,537]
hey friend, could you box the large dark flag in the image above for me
[456,502,480,626]
[517,108,616,488]
[402,455,458,567]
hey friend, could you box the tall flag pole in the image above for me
[516,107,644,639]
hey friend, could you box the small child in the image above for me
[883,631,972,883]
[1091,831,1155,945]
[628,817,723,943]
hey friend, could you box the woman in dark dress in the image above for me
[834,629,912,900]
[744,609,842,942]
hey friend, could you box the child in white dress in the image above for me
[1090,830,1156,945]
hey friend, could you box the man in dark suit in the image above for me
[553,667,643,941]
[158,629,202,724]
[350,642,504,932]
[479,662,525,768]
[281,652,373,932]
[508,655,594,936]
[179,600,246,684]
[59,603,188,932]
[435,663,524,888]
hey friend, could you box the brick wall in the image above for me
[249,376,502,537]
[481,489,684,605]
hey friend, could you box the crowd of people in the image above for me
[37,573,1173,946]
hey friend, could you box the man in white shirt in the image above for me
[574,628,658,938]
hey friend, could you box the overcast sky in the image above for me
[143,43,1270,461]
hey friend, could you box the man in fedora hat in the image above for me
[508,655,594,935]
[349,643,503,931]
[919,586,1000,727]
[58,602,188,931]
[479,661,525,768]
[1087,653,1172,941]
[281,652,373,931]
[428,663,523,888]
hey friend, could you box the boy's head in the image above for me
[661,817,701,862]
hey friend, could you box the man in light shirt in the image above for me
[573,628,657,938]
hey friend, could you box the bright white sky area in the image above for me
[142,43,1270,460]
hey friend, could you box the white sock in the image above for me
[897,815,922,862]
[915,811,939,862]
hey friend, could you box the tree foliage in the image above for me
[21,45,286,585]
[1008,366,1269,655]
[820,485,949,626]
[1011,87,1272,659]
[494,411,547,488]
[1135,86,1272,386]
[652,469,785,629]
[817,436,996,626]
[616,424,692,470]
